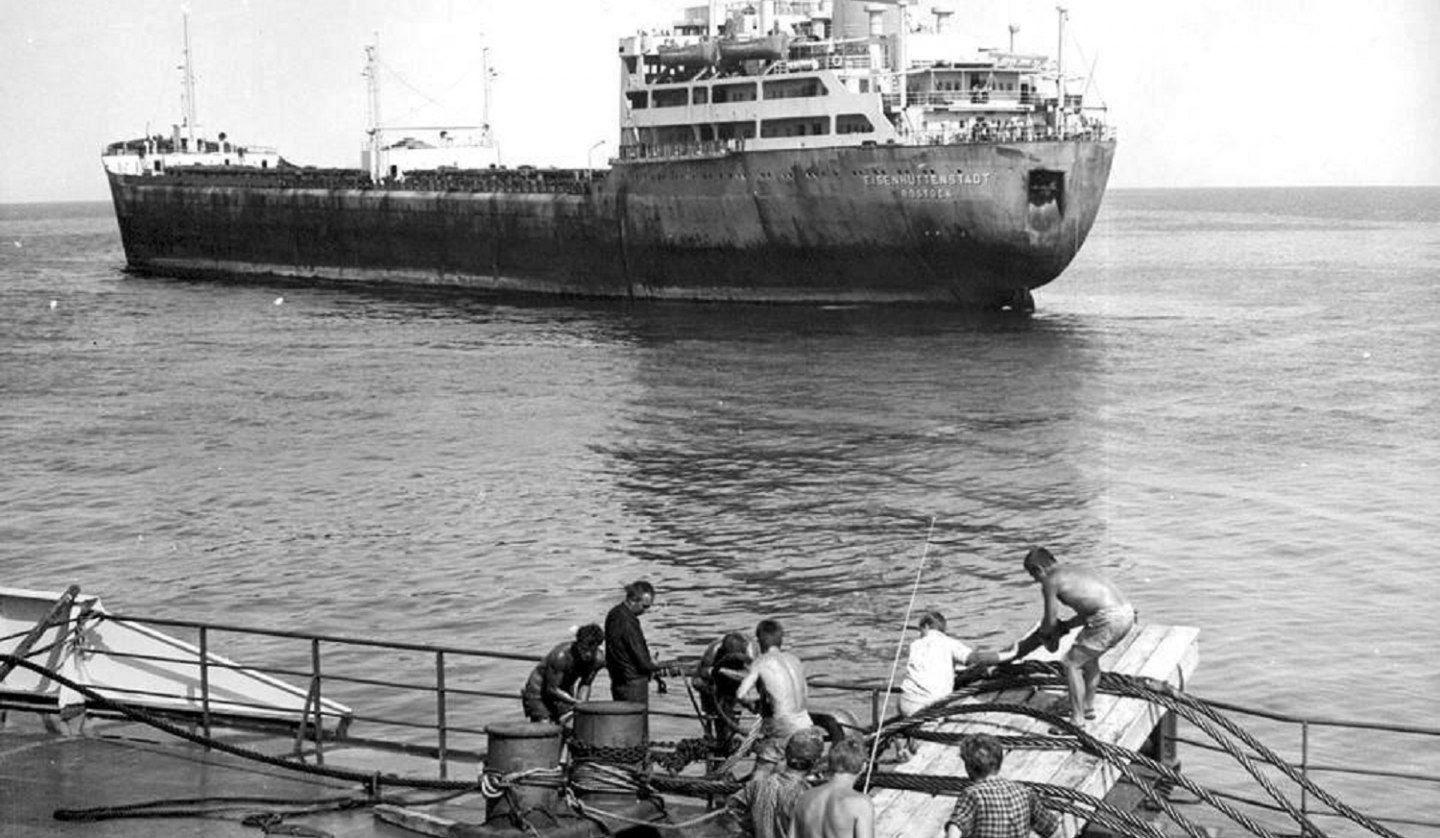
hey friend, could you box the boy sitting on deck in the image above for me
[900,610,1017,717]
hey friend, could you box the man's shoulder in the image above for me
[972,776,1033,803]
[943,633,973,652]
[837,787,875,815]
[604,603,631,627]
[755,650,785,668]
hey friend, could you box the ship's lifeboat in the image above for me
[657,40,721,67]
[719,33,790,63]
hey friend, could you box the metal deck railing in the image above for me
[8,613,1436,832]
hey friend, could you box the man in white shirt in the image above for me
[899,610,1016,717]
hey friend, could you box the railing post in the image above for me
[436,650,448,779]
[199,626,212,746]
[871,689,881,732]
[311,638,325,765]
[1300,720,1309,819]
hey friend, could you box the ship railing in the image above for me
[19,611,1435,833]
[141,167,374,189]
[32,612,718,779]
[617,138,745,162]
[386,167,603,194]
[904,122,1115,146]
[890,90,1038,109]
[806,676,1440,835]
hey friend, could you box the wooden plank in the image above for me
[1044,627,1199,788]
[871,624,1199,838]
[992,622,1174,838]
[886,625,1158,835]
[1029,625,1199,838]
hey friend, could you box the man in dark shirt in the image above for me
[520,623,605,723]
[604,580,664,704]
[944,734,1058,838]
[692,631,753,751]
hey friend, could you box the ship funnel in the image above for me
[933,8,953,34]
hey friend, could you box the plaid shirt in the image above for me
[946,777,1059,838]
[727,768,811,838]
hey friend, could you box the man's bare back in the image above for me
[1048,564,1128,619]
[787,775,873,838]
[788,738,873,838]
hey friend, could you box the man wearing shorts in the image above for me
[1023,546,1135,728]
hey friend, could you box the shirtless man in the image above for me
[692,631,753,751]
[1023,546,1136,728]
[520,624,605,723]
[736,619,813,746]
[787,737,873,838]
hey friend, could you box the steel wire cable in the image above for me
[6,653,1407,838]
[866,662,1404,838]
[938,664,1321,836]
[1101,671,1405,838]
[868,700,1211,838]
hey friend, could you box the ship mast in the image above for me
[1056,6,1067,126]
[481,46,493,145]
[181,11,199,150]
[365,37,383,181]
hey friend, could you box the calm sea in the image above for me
[2,187,1437,833]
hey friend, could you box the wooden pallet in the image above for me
[872,623,1201,838]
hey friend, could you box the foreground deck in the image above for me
[873,623,1201,838]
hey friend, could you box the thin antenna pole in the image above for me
[1056,6,1067,119]
[863,516,937,791]
[365,36,382,181]
[481,46,492,141]
[181,11,198,149]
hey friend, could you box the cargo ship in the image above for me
[102,1,1116,310]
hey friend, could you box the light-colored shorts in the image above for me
[1068,604,1136,660]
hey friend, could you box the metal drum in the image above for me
[570,700,648,800]
[483,720,563,821]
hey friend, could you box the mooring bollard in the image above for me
[483,720,563,822]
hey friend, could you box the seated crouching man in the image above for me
[944,733,1058,838]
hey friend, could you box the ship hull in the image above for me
[106,140,1114,307]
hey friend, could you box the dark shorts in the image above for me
[521,691,560,722]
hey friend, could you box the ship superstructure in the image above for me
[101,1,1115,309]
[618,0,1108,159]
[102,13,280,176]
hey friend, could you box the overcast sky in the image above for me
[2,0,1437,203]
